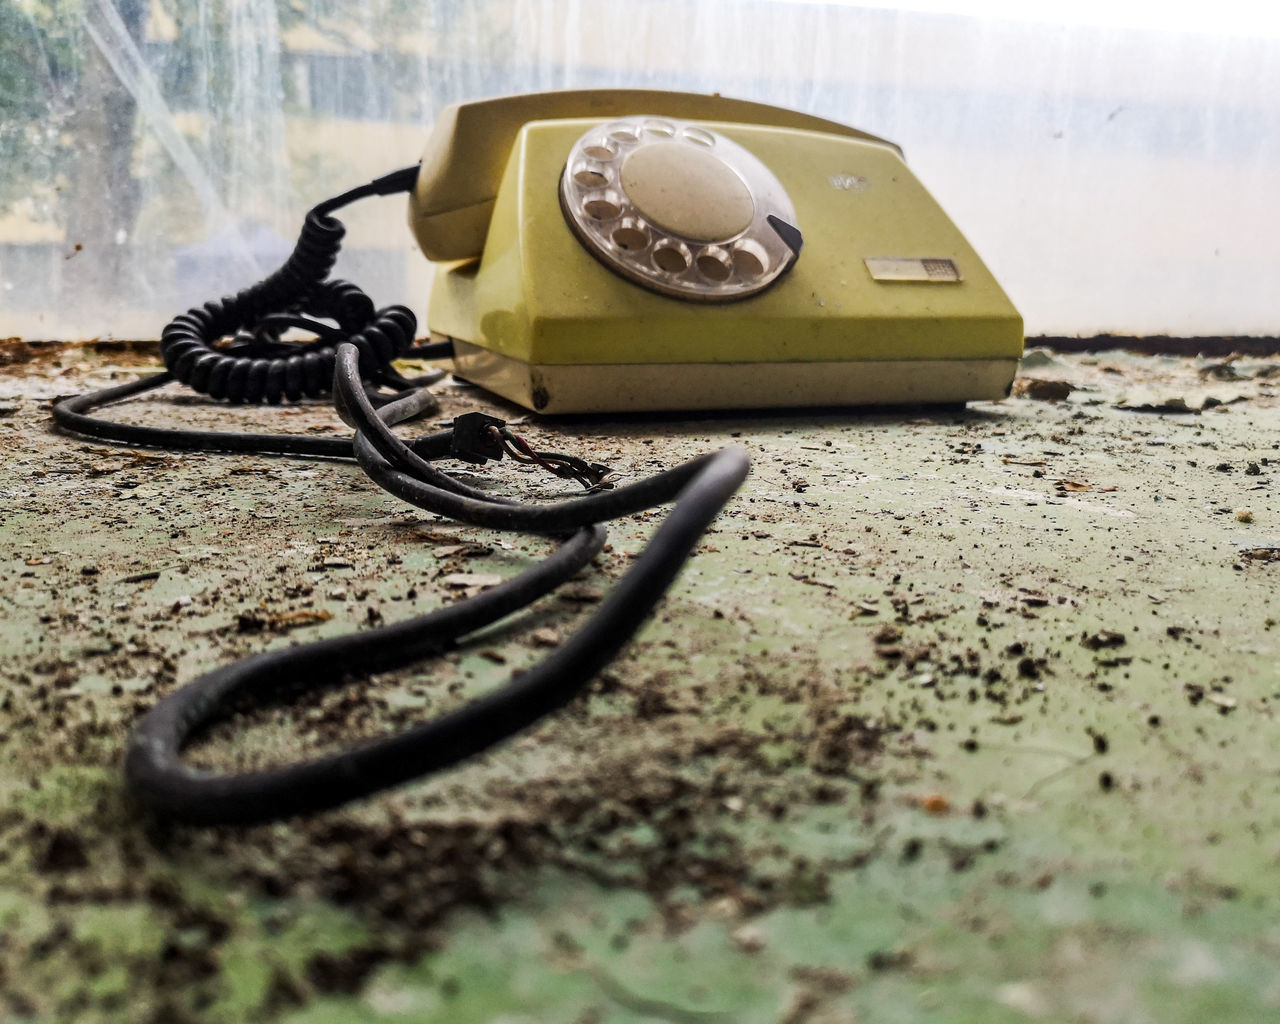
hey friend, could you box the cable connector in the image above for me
[583,464,619,492]
[450,412,506,464]
[315,164,422,216]
[369,164,421,195]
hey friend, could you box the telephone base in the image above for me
[421,113,1023,414]
[451,340,1017,415]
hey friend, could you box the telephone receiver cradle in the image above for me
[407,89,1023,415]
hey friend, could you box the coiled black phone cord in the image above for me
[53,169,750,825]
[159,165,424,405]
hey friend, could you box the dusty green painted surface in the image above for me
[1,344,1278,1022]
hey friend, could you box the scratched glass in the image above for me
[1,0,1277,339]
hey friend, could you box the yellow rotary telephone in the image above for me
[408,90,1023,414]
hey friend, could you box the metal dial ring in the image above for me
[560,116,801,303]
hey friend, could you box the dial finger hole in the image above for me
[682,126,715,147]
[572,162,609,188]
[652,244,689,273]
[696,247,732,282]
[583,143,616,161]
[643,119,676,138]
[609,128,638,144]
[612,221,649,251]
[732,240,769,278]
[583,190,622,221]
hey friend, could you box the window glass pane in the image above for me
[1,0,1276,339]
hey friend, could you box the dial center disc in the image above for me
[619,142,755,243]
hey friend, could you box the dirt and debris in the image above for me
[0,344,1278,1021]
[1081,630,1126,650]
[1011,377,1075,402]
[235,609,333,633]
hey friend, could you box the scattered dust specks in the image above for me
[2,345,1278,1021]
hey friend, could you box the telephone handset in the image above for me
[408,90,1023,414]
[409,90,898,262]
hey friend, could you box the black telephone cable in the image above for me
[52,371,353,458]
[123,347,749,823]
[52,346,453,458]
